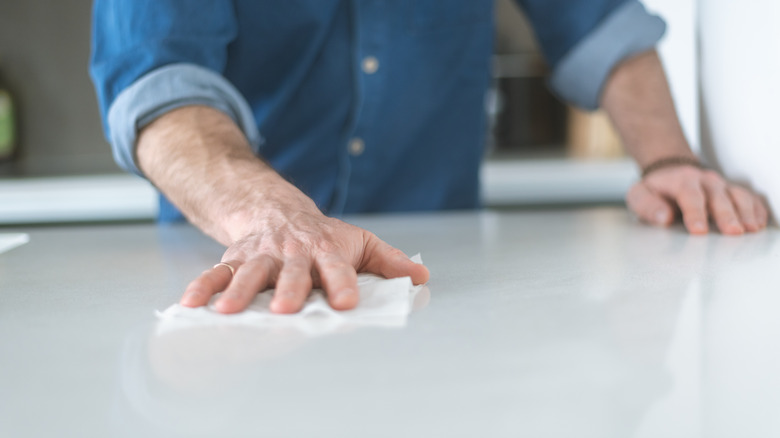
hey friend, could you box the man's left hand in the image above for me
[626,165,768,234]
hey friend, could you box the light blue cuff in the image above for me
[549,1,666,110]
[107,63,263,177]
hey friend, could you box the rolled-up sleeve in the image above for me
[517,0,666,110]
[89,0,260,177]
[105,64,262,176]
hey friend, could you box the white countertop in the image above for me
[0,159,639,223]
[1,207,778,437]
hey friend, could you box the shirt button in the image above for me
[361,56,379,74]
[348,138,365,156]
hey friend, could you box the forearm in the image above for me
[602,50,767,234]
[136,104,429,314]
[601,50,696,168]
[136,105,318,245]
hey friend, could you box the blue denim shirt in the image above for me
[90,0,665,221]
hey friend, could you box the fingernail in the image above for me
[270,297,298,314]
[692,221,707,233]
[655,210,669,225]
[332,289,356,305]
[334,289,355,299]
[214,299,237,314]
[180,290,199,305]
[729,220,745,233]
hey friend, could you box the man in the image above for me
[90,0,767,315]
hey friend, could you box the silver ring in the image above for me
[213,262,236,277]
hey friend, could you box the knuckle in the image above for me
[279,254,312,275]
[737,203,756,218]
[328,260,354,273]
[315,252,354,272]
[256,244,283,261]
[282,257,311,273]
[714,207,735,218]
[703,171,726,187]
[279,275,312,290]
[222,243,251,261]
[386,247,408,259]
[681,186,705,203]
[282,241,304,255]
[255,255,280,273]
[728,185,750,200]
[711,202,737,217]
[703,169,722,179]
[363,230,379,244]
[315,240,339,255]
[247,253,271,266]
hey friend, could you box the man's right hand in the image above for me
[180,205,430,314]
[136,105,428,314]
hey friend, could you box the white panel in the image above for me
[481,159,638,206]
[698,0,780,217]
[0,174,157,224]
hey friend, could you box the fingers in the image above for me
[626,182,675,227]
[754,196,769,229]
[183,217,432,316]
[728,185,770,232]
[314,255,359,310]
[673,182,709,235]
[362,235,431,285]
[702,174,744,235]
[727,185,762,232]
[270,257,313,314]
[181,260,240,307]
[642,167,768,235]
[214,256,277,314]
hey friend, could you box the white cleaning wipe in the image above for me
[156,254,425,336]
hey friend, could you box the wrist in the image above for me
[640,155,703,179]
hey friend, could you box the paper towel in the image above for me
[156,254,426,336]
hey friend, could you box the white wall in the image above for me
[698,0,780,217]
[641,0,780,217]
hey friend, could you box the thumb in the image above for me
[361,233,430,284]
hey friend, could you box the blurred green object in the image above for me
[0,87,15,161]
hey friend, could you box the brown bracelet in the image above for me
[641,156,704,178]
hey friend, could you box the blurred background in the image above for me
[0,0,698,224]
[0,1,113,176]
